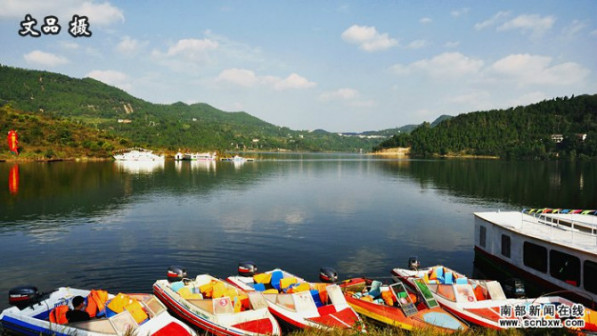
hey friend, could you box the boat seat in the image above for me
[69,318,116,333]
[270,271,284,290]
[253,273,272,284]
[279,277,297,291]
[170,281,185,292]
[187,299,214,314]
[368,280,382,298]
[444,272,454,285]
[311,289,323,307]
[455,277,468,285]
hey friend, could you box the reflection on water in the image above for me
[191,160,216,172]
[115,160,165,174]
[8,164,18,194]
[174,160,218,173]
[0,157,593,311]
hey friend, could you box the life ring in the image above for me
[468,296,474,302]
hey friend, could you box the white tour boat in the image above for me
[113,148,165,161]
[473,209,597,307]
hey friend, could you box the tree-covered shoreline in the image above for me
[375,95,597,160]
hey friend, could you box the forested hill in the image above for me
[0,65,380,153]
[375,95,597,159]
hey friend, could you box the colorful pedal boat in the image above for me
[0,287,196,336]
[153,274,281,336]
[392,265,597,332]
[226,268,364,331]
[339,278,468,332]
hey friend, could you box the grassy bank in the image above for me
[0,321,579,336]
[285,323,576,336]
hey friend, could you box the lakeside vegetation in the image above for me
[282,323,576,336]
[374,94,597,160]
[0,65,380,156]
[0,104,126,160]
[2,65,596,160]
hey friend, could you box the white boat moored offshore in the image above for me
[113,148,165,161]
[473,209,597,307]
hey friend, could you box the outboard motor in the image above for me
[9,286,41,310]
[408,256,420,271]
[167,265,187,283]
[238,261,257,277]
[319,267,338,283]
[503,278,526,298]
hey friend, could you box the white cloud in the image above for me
[216,69,315,91]
[490,54,589,86]
[216,68,258,87]
[319,88,359,101]
[272,73,316,90]
[562,20,587,38]
[498,14,555,38]
[75,1,124,25]
[420,17,432,24]
[151,38,219,70]
[165,38,219,58]
[406,39,428,49]
[341,25,398,52]
[474,11,510,30]
[86,69,130,90]
[451,8,469,17]
[392,52,483,78]
[116,36,144,55]
[24,50,69,67]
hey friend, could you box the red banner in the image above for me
[7,130,18,155]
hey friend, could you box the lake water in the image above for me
[0,154,595,310]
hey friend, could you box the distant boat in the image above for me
[221,155,254,162]
[113,148,164,161]
[0,286,197,336]
[175,152,217,161]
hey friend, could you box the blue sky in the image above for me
[1,1,596,132]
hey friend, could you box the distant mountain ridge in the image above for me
[0,65,381,152]
[361,114,452,137]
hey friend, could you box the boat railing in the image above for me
[522,212,597,247]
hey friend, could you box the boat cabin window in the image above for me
[501,234,511,258]
[479,226,486,248]
[584,261,597,294]
[523,242,547,273]
[549,250,580,287]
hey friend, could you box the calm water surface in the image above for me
[0,154,595,310]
